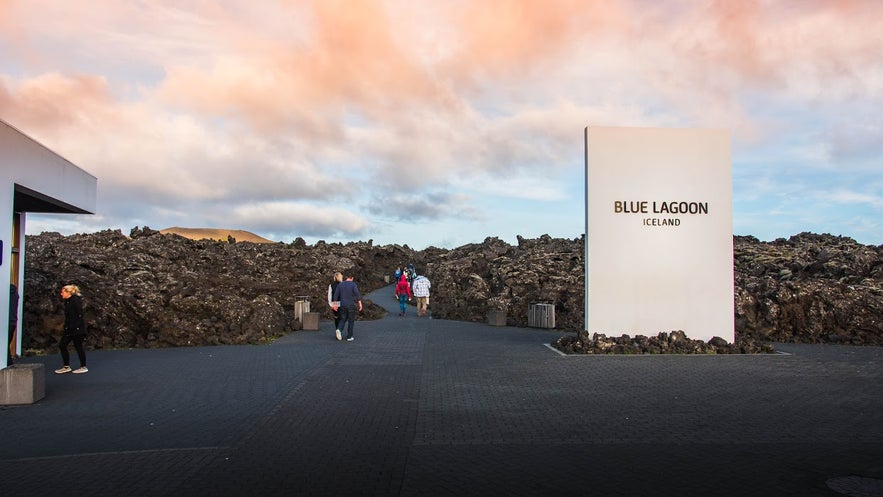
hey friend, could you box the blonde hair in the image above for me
[334,272,343,282]
[62,284,81,296]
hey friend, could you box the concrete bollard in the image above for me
[1,363,46,405]
[303,312,320,331]
[487,310,507,327]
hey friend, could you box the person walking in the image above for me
[332,274,362,342]
[327,272,343,332]
[55,284,88,374]
[394,273,412,316]
[412,274,431,317]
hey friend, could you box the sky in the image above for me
[1,0,882,249]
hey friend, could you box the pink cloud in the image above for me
[0,73,116,139]
[3,0,883,226]
[445,0,629,79]
[154,1,450,135]
[657,0,883,95]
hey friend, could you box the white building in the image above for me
[1,119,97,369]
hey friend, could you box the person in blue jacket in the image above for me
[332,274,363,342]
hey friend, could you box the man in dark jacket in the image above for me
[332,274,362,342]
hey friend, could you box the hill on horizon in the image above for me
[160,227,275,244]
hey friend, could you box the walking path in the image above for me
[2,284,881,496]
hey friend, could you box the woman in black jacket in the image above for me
[55,284,88,374]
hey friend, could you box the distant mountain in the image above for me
[160,227,275,244]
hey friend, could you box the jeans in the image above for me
[338,305,357,339]
[398,295,408,314]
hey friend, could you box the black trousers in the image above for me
[59,335,86,367]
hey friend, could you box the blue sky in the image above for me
[2,0,881,249]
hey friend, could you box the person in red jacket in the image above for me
[394,273,412,317]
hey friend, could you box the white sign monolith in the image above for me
[584,126,734,343]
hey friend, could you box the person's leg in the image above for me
[73,337,86,367]
[58,335,72,366]
[7,330,14,366]
[399,295,406,314]
[333,309,341,329]
[345,306,356,339]
[337,310,349,338]
[55,336,74,373]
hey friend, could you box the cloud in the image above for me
[153,1,451,135]
[824,119,883,169]
[365,190,478,222]
[818,189,883,209]
[227,201,370,238]
[0,73,115,133]
[4,0,883,248]
[442,1,628,81]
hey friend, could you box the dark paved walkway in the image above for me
[2,284,882,496]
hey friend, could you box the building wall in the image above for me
[1,182,12,366]
[1,120,96,367]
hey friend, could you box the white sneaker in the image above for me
[72,366,89,374]
[335,329,342,341]
[54,366,72,374]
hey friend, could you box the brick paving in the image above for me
[1,284,881,496]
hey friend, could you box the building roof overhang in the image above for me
[13,183,92,214]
